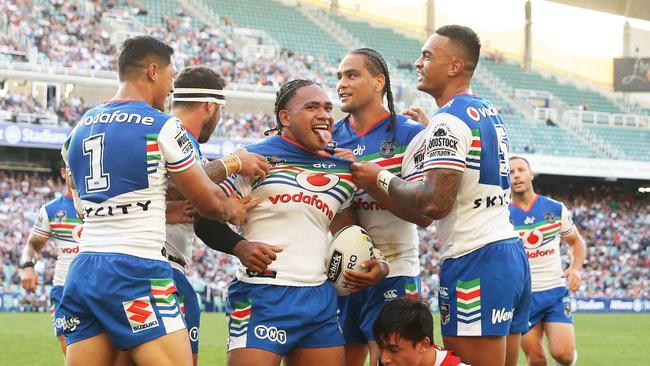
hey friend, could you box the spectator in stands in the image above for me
[546,117,557,127]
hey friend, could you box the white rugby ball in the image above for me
[326,225,374,296]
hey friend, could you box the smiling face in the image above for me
[152,58,177,111]
[414,34,456,98]
[509,157,534,195]
[336,53,384,113]
[278,84,334,154]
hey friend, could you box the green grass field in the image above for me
[1,312,648,365]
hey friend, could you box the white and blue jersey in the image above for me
[30,194,82,286]
[30,193,82,337]
[421,94,517,260]
[60,100,192,348]
[427,94,530,337]
[62,101,197,260]
[220,135,355,354]
[332,114,424,277]
[509,195,575,292]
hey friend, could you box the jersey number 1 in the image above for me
[83,134,110,192]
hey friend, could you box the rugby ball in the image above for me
[326,225,374,296]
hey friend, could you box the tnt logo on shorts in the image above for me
[122,296,159,333]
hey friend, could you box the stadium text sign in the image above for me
[0,121,254,158]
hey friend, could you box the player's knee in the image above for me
[551,349,575,366]
[527,352,548,366]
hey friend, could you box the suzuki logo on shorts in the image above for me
[491,307,514,324]
[254,325,287,344]
[383,289,398,300]
[122,296,159,333]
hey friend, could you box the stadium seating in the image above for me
[202,0,347,65]
[481,58,624,114]
[138,0,201,28]
[581,125,650,161]
[505,118,605,158]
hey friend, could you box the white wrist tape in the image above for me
[376,170,396,196]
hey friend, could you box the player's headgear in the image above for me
[117,36,174,81]
[373,298,434,348]
[172,66,227,108]
[435,25,481,72]
[266,79,320,136]
[349,48,397,134]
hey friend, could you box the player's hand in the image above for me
[342,258,390,292]
[350,161,383,191]
[21,267,38,292]
[233,147,270,179]
[400,106,429,126]
[227,195,262,226]
[333,148,356,162]
[232,240,283,273]
[166,200,194,224]
[562,268,582,292]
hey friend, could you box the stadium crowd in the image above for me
[1,170,647,312]
[0,0,336,86]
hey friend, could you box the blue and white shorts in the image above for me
[60,252,186,349]
[527,286,573,331]
[438,239,532,337]
[226,280,344,355]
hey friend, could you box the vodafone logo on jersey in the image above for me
[527,248,555,259]
[521,229,545,249]
[295,171,340,192]
[466,107,481,121]
[71,224,83,242]
[60,246,79,254]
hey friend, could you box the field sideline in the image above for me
[0,312,647,365]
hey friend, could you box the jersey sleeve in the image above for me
[30,206,51,239]
[158,118,197,174]
[421,113,471,173]
[218,174,250,198]
[401,129,427,182]
[559,203,576,236]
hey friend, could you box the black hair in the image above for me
[266,79,319,136]
[509,155,531,169]
[373,298,434,349]
[117,36,174,81]
[172,66,227,109]
[435,25,481,72]
[349,48,397,133]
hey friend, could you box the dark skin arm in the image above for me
[350,161,463,220]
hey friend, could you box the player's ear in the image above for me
[448,57,464,77]
[147,62,158,82]
[278,110,290,130]
[375,73,385,94]
[418,337,431,353]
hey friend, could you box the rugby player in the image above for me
[509,156,586,366]
[373,299,467,366]
[20,163,82,356]
[162,65,270,366]
[60,36,254,366]
[331,47,432,366]
[349,25,531,366]
[197,79,388,366]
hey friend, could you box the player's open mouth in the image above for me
[312,124,332,144]
[339,92,351,101]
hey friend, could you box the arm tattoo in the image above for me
[202,159,228,184]
[388,169,463,219]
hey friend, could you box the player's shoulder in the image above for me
[244,135,281,156]
[395,114,425,132]
[536,194,565,209]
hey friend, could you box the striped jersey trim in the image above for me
[422,157,466,172]
[167,153,196,173]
